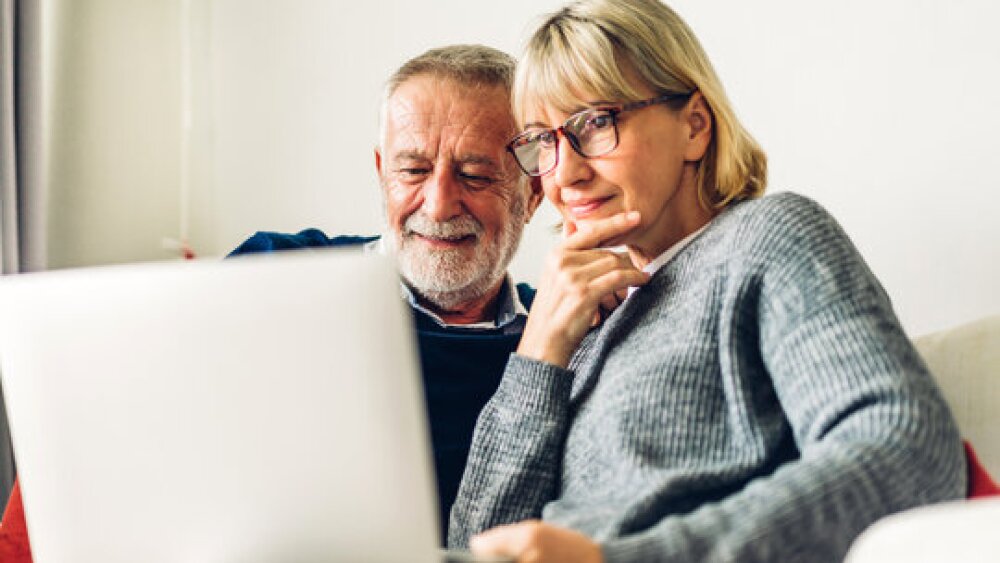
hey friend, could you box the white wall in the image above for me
[673,0,1000,336]
[201,0,565,275]
[45,0,186,268]
[45,0,1000,336]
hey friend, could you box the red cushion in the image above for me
[965,441,1000,498]
[0,479,33,562]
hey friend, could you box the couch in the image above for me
[4,317,996,562]
[846,314,1000,561]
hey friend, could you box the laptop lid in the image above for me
[0,249,440,562]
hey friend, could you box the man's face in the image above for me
[376,75,537,309]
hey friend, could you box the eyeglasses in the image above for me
[506,92,694,177]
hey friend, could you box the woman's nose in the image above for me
[551,131,593,188]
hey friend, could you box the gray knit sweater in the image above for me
[448,192,966,562]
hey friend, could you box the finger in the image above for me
[469,523,531,557]
[565,251,638,285]
[542,247,632,279]
[559,255,644,324]
[599,290,621,316]
[592,292,618,327]
[547,252,637,318]
[588,267,652,301]
[561,216,577,239]
[564,211,641,251]
[596,263,638,324]
[591,310,602,328]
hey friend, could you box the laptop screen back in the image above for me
[0,249,440,563]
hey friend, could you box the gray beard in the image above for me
[394,193,527,312]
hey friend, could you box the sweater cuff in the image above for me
[491,353,575,418]
[600,528,690,563]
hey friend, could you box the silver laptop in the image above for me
[0,249,504,563]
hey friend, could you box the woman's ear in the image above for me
[683,93,713,162]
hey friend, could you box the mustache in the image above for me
[403,211,483,241]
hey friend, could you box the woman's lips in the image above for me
[565,196,614,220]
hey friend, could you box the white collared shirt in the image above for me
[627,222,711,298]
[400,275,528,331]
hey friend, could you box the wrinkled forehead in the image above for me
[385,76,515,152]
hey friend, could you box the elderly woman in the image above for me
[448,1,966,561]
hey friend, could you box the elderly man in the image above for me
[229,45,542,541]
[0,44,539,554]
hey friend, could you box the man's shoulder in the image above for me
[228,229,380,257]
[515,282,536,311]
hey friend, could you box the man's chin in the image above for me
[395,233,515,311]
[398,249,480,291]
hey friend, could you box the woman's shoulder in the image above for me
[689,191,870,290]
[727,191,834,227]
[718,191,846,252]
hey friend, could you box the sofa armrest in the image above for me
[845,497,1000,562]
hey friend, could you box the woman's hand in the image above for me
[470,520,603,563]
[517,211,649,368]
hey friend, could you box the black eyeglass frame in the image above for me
[506,91,695,177]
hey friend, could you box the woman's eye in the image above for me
[587,113,613,129]
[537,131,557,145]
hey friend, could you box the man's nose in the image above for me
[421,169,464,221]
[552,132,592,188]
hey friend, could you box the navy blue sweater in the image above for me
[229,229,533,542]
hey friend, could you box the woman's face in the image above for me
[527,82,714,264]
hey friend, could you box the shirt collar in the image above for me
[400,275,526,330]
[627,222,710,297]
[642,222,710,276]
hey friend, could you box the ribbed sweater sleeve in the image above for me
[448,354,575,547]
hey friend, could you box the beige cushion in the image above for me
[845,497,1000,562]
[913,315,1000,477]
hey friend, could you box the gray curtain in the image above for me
[0,0,19,508]
[1,0,44,507]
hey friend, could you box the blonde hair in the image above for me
[514,0,767,208]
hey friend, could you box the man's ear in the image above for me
[525,177,544,222]
[683,93,713,163]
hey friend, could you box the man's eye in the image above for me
[461,174,495,190]
[399,168,430,178]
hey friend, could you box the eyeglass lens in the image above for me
[511,109,619,176]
